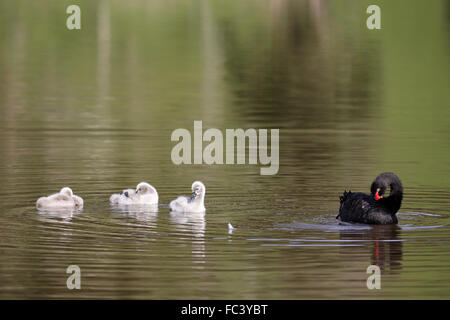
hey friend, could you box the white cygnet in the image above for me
[169,181,206,213]
[36,187,84,210]
[109,188,137,205]
[109,182,158,205]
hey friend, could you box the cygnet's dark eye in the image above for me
[124,191,129,197]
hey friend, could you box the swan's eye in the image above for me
[124,191,129,197]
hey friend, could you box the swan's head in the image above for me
[73,195,84,208]
[371,172,403,200]
[191,181,205,198]
[60,187,74,197]
[135,182,157,196]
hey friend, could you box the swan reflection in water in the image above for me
[35,208,83,242]
[339,224,403,273]
[169,211,206,266]
[36,208,82,223]
[110,204,159,224]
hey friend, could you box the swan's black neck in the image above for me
[382,190,403,215]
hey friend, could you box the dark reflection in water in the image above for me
[339,225,403,274]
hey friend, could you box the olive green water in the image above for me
[0,0,449,299]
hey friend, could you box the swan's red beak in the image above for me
[375,190,383,201]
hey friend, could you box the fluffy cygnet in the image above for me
[109,188,137,205]
[109,182,158,205]
[36,187,84,210]
[169,181,206,213]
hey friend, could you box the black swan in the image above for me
[336,172,403,224]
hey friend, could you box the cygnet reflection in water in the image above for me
[170,211,206,264]
[36,207,82,223]
[110,204,158,224]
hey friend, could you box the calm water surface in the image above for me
[0,0,449,299]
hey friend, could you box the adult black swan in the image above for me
[336,172,403,225]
